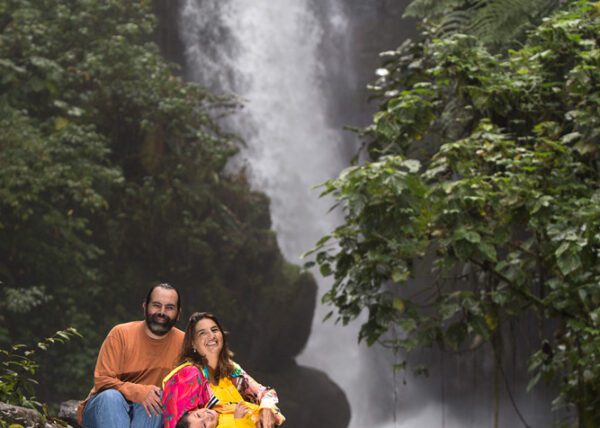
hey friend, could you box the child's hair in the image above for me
[175,412,191,428]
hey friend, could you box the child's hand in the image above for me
[234,402,250,419]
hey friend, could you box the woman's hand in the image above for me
[259,407,276,428]
[234,402,250,419]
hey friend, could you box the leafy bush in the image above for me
[309,0,600,425]
[0,328,81,410]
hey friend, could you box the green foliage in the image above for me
[0,328,80,410]
[310,0,600,424]
[0,0,313,404]
[404,0,561,48]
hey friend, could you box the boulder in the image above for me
[57,400,79,427]
[0,401,67,428]
[250,362,351,428]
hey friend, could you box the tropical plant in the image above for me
[0,328,80,410]
[309,0,600,425]
[404,0,562,47]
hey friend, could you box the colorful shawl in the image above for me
[162,362,210,428]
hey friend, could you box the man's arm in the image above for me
[93,330,153,403]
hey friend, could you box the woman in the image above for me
[162,312,285,428]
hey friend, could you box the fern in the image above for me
[404,0,471,20]
[468,0,560,45]
[404,0,561,47]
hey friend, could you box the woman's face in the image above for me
[186,408,218,428]
[193,318,223,358]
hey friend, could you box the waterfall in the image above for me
[178,1,377,427]
[176,1,561,427]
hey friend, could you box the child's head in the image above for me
[176,408,218,428]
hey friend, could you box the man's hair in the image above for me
[144,282,182,313]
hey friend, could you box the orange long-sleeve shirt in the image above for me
[77,321,183,423]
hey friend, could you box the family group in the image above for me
[76,283,285,428]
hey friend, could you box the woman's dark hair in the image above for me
[179,312,235,382]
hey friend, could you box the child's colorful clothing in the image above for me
[211,377,260,427]
[161,362,285,428]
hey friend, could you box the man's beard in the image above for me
[145,311,177,336]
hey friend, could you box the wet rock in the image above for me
[58,400,79,427]
[251,363,351,428]
[0,401,67,428]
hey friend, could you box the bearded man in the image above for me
[77,282,184,428]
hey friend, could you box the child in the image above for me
[176,402,256,428]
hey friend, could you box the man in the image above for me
[77,282,184,427]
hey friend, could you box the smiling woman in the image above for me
[161,312,285,428]
[190,316,231,382]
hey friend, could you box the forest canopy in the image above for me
[0,0,313,406]
[309,0,600,425]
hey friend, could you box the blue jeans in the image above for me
[83,389,163,428]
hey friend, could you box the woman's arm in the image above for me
[231,364,285,426]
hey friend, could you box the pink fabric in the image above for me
[162,365,210,428]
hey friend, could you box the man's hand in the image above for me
[259,407,275,428]
[141,385,162,417]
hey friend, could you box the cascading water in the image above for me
[176,1,562,427]
[178,2,382,426]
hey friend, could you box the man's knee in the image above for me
[83,389,131,427]
[89,389,128,409]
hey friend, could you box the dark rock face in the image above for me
[152,0,187,71]
[229,271,317,371]
[252,363,351,428]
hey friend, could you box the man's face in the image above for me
[143,287,179,337]
[186,408,218,428]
